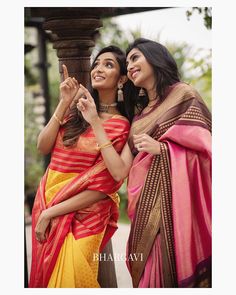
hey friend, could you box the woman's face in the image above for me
[126,48,155,89]
[91,52,121,90]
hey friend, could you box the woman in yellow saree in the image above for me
[29,46,134,288]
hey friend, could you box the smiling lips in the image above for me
[130,69,140,80]
[93,75,105,81]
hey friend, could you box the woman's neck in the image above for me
[98,89,119,115]
[145,81,158,101]
[98,89,116,105]
[147,88,158,101]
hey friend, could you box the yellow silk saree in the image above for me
[29,115,130,288]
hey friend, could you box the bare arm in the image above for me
[77,85,133,182]
[35,190,106,242]
[37,99,70,154]
[90,118,133,181]
[37,65,79,154]
[45,190,106,218]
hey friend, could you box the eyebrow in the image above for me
[126,52,139,64]
[95,58,116,63]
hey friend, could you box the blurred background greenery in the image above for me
[25,10,211,223]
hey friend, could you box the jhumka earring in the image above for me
[139,88,146,96]
[118,84,124,102]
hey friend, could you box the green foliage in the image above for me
[24,88,44,194]
[166,42,212,110]
[118,180,130,224]
[24,28,40,86]
[184,48,212,109]
[165,42,193,78]
[186,7,212,30]
[93,18,141,56]
[25,56,38,86]
[47,41,60,113]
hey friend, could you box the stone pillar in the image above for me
[30,8,115,84]
[43,17,102,84]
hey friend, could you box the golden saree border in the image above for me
[128,82,211,151]
[128,143,177,287]
[159,143,177,287]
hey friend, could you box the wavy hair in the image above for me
[126,38,181,112]
[62,46,134,147]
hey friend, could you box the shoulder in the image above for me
[173,82,211,116]
[104,115,130,132]
[110,114,130,125]
[173,82,201,98]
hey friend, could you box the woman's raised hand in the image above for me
[60,64,79,107]
[76,84,99,125]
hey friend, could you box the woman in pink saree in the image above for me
[125,38,211,288]
[78,38,211,288]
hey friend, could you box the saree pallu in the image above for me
[127,82,212,288]
[29,115,130,288]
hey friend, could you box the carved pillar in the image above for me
[29,8,115,84]
[43,17,102,84]
[29,7,117,288]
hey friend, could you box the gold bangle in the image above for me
[97,141,112,151]
[53,113,63,125]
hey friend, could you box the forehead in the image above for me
[126,48,142,60]
[95,52,117,63]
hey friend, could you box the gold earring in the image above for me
[139,88,145,96]
[118,84,124,102]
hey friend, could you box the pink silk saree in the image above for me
[127,82,211,288]
[29,115,130,287]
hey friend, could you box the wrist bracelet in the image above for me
[97,141,112,151]
[53,113,63,125]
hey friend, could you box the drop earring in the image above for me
[117,84,124,102]
[139,88,145,96]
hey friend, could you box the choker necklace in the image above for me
[99,102,117,113]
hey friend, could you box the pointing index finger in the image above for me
[80,84,93,102]
[62,64,69,80]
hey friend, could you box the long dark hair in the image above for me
[126,38,181,112]
[62,46,134,147]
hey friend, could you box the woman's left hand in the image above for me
[133,133,161,155]
[35,210,51,243]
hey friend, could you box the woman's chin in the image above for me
[92,83,105,90]
[132,78,143,88]
[133,82,143,88]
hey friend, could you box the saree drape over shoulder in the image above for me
[29,115,130,288]
[127,82,211,288]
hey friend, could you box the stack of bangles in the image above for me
[97,141,113,151]
[53,113,63,125]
